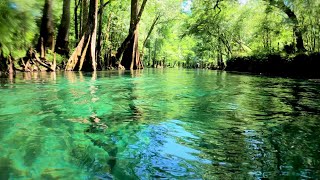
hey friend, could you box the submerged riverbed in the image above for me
[0,69,320,179]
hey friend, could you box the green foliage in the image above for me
[1,0,319,68]
[45,50,66,64]
[0,0,41,57]
[184,0,320,66]
[139,0,197,66]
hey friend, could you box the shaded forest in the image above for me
[0,0,320,76]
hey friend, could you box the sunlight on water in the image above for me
[0,69,320,179]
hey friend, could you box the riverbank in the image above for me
[1,52,320,79]
[225,53,320,78]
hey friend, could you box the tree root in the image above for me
[16,49,56,72]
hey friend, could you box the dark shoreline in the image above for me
[225,53,320,79]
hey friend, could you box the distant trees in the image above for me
[2,0,320,73]
[184,0,320,68]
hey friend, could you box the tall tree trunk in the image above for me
[266,0,305,52]
[122,0,139,70]
[81,0,89,37]
[97,1,111,70]
[0,48,7,73]
[65,0,98,71]
[153,38,157,68]
[104,13,112,68]
[0,48,14,74]
[132,25,140,69]
[56,0,71,56]
[87,0,98,71]
[116,0,147,70]
[96,0,110,70]
[8,56,14,74]
[37,0,55,57]
[96,0,103,70]
[75,0,81,40]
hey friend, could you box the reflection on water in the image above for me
[0,69,320,179]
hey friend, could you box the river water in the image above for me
[0,69,320,179]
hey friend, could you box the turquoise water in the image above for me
[0,69,320,179]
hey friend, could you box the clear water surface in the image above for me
[0,69,320,179]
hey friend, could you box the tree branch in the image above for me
[98,0,111,14]
[77,0,81,7]
[213,0,222,10]
[135,0,148,25]
[143,15,160,49]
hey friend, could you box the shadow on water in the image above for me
[231,76,320,179]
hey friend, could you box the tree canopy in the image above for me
[0,0,320,72]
